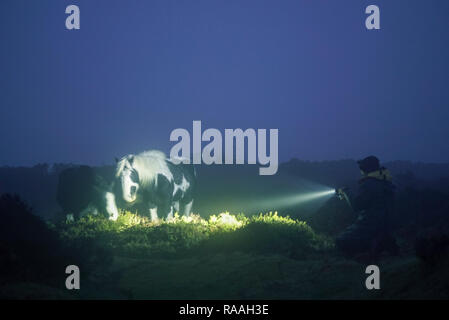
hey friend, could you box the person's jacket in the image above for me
[346,168,395,230]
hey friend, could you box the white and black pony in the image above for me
[107,150,196,221]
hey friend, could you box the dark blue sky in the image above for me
[1,0,448,166]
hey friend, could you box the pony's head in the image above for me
[115,155,140,203]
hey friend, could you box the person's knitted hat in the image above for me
[357,155,380,173]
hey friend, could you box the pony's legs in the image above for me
[167,206,174,221]
[105,192,119,221]
[180,200,193,217]
[149,200,172,222]
[79,204,98,218]
[173,201,180,214]
[149,207,158,222]
[157,201,172,221]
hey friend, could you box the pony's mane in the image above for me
[115,156,129,177]
[140,150,166,160]
[116,150,168,188]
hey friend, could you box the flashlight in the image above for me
[334,187,353,210]
[335,187,348,200]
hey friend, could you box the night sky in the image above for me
[1,0,448,166]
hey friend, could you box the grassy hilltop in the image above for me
[2,196,449,300]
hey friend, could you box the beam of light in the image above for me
[248,188,336,211]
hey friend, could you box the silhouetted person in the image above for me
[336,156,398,259]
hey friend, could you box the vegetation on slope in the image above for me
[57,211,332,259]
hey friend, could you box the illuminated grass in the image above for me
[57,211,333,259]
